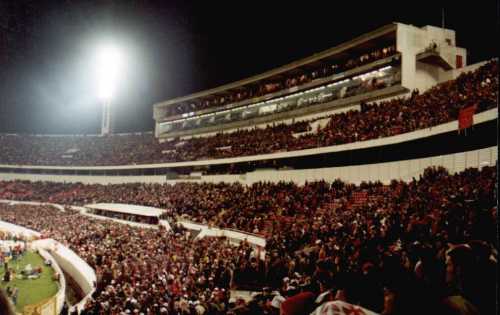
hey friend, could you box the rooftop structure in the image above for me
[154,23,466,138]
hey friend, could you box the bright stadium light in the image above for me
[96,46,122,100]
[95,45,124,135]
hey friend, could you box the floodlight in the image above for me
[94,44,124,135]
[96,45,123,101]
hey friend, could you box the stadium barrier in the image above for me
[0,219,41,239]
[2,144,494,186]
[34,239,96,314]
[0,200,65,212]
[82,211,160,229]
[23,296,57,315]
[177,219,266,256]
[32,248,66,315]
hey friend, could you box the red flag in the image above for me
[458,105,476,130]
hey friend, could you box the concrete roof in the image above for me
[85,203,165,217]
[154,23,397,108]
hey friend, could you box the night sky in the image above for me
[0,0,498,134]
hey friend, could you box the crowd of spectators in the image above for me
[0,133,160,166]
[0,165,497,314]
[0,204,255,315]
[0,60,497,167]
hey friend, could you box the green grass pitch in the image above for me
[0,251,59,312]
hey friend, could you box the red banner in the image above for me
[458,105,476,130]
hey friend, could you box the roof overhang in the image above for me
[154,23,398,109]
[85,203,165,217]
[416,51,453,70]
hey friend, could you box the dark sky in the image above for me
[0,0,498,134]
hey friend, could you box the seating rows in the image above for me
[0,165,496,314]
[0,60,496,167]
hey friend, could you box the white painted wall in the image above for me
[178,219,266,248]
[249,146,496,185]
[0,219,41,238]
[397,23,420,89]
[396,23,468,92]
[37,248,66,314]
[0,147,496,186]
[416,61,441,92]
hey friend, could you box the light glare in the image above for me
[96,45,123,101]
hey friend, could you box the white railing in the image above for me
[177,219,266,248]
[36,248,66,314]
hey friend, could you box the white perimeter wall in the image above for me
[244,146,497,185]
[37,247,66,314]
[0,146,496,186]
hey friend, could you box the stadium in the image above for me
[0,3,498,315]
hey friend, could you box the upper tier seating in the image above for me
[164,45,398,117]
[0,60,497,166]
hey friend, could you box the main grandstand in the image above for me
[0,22,497,315]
